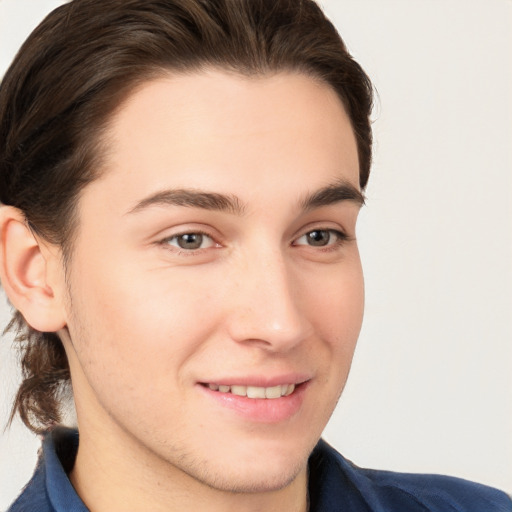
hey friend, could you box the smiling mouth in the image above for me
[203,383,296,399]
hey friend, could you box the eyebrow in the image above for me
[126,189,246,215]
[300,180,365,210]
[126,180,364,216]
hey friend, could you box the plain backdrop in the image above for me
[1,0,511,509]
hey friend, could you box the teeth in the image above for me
[247,386,266,399]
[265,385,282,399]
[230,385,247,397]
[207,383,296,399]
[285,384,295,396]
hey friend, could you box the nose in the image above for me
[225,247,313,352]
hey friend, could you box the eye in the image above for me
[163,232,216,251]
[294,229,346,247]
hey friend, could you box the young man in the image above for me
[0,1,510,511]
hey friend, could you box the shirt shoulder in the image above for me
[7,457,54,512]
[7,428,87,512]
[309,439,512,512]
[359,465,512,512]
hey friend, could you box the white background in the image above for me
[1,0,511,509]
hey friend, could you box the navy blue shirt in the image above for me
[8,428,512,511]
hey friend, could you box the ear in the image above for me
[0,206,67,332]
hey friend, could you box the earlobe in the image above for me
[0,206,67,332]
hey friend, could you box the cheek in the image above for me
[306,255,364,346]
[302,253,364,394]
[65,269,216,430]
[66,254,219,385]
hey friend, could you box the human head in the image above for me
[0,0,372,433]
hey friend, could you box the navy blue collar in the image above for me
[8,427,512,512]
[43,428,88,512]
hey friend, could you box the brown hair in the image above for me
[0,0,373,433]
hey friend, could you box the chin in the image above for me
[197,456,307,494]
[165,437,312,494]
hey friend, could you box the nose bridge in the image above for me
[227,243,310,350]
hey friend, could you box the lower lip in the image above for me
[198,382,309,423]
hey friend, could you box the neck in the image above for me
[70,424,309,512]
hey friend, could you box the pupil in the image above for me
[178,233,203,249]
[307,230,330,246]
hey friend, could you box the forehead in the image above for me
[84,69,360,212]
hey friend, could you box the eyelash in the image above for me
[292,228,349,251]
[159,230,218,254]
[158,228,349,254]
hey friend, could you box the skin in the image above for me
[1,70,364,512]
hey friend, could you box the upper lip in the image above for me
[198,374,311,388]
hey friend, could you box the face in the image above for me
[60,70,364,494]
